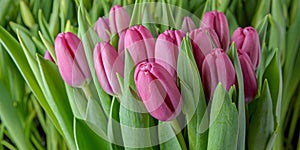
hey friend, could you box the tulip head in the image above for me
[94,42,124,95]
[201,48,236,100]
[134,62,182,121]
[94,17,111,42]
[201,11,230,51]
[181,16,197,33]
[109,5,130,34]
[123,25,155,64]
[232,27,260,69]
[55,32,91,87]
[238,49,258,102]
[155,30,185,80]
[44,50,54,62]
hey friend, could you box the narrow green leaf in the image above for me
[38,10,54,43]
[256,15,269,49]
[158,122,181,150]
[0,81,32,150]
[251,0,271,27]
[177,36,207,150]
[36,55,75,149]
[20,0,35,28]
[247,80,274,150]
[207,84,239,150]
[228,43,246,150]
[0,26,62,136]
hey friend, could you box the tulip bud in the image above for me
[94,42,124,95]
[189,27,221,55]
[55,32,91,87]
[155,30,185,80]
[238,49,258,102]
[201,11,230,51]
[123,25,155,64]
[94,17,111,42]
[44,50,54,62]
[134,61,182,121]
[202,48,236,99]
[109,5,130,34]
[232,27,260,69]
[181,16,197,33]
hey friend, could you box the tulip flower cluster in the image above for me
[53,7,260,121]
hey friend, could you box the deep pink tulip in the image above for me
[94,42,124,95]
[238,49,258,102]
[232,27,260,69]
[44,50,54,62]
[201,11,230,51]
[94,17,111,42]
[123,25,155,64]
[134,61,182,121]
[155,30,185,80]
[201,48,236,99]
[181,16,197,33]
[55,32,91,87]
[109,5,130,34]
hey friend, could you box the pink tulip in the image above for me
[181,16,197,33]
[201,11,230,51]
[109,5,130,34]
[134,61,182,121]
[123,25,155,64]
[238,49,258,102]
[201,48,236,99]
[44,50,54,62]
[55,32,91,87]
[155,30,185,80]
[94,42,124,95]
[94,17,111,42]
[232,27,260,69]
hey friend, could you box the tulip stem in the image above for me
[82,84,93,100]
[170,119,187,150]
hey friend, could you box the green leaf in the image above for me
[38,10,54,43]
[74,118,112,150]
[0,26,61,137]
[228,43,246,150]
[263,49,282,126]
[247,80,274,150]
[36,55,75,149]
[78,6,111,118]
[225,10,239,36]
[158,122,181,150]
[256,14,269,49]
[0,81,33,150]
[20,0,35,28]
[177,36,207,150]
[207,84,239,150]
[251,0,271,27]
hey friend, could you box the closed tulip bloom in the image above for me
[238,49,258,102]
[134,62,182,121]
[55,32,91,87]
[44,50,54,62]
[202,48,236,99]
[94,17,111,42]
[181,16,197,33]
[201,11,230,51]
[123,25,155,64]
[94,42,124,95]
[109,5,130,34]
[155,30,185,80]
[232,27,260,69]
[189,27,221,55]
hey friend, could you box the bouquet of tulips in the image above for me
[0,0,299,150]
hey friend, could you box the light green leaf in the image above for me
[74,118,112,150]
[256,14,269,49]
[0,81,33,150]
[207,84,238,150]
[251,0,271,27]
[247,80,274,150]
[158,122,181,150]
[36,55,75,149]
[0,26,61,137]
[177,36,207,150]
[228,43,246,150]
